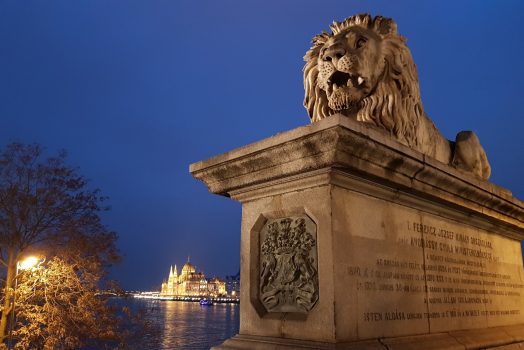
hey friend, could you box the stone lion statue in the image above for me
[303,14,491,180]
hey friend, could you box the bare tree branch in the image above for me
[0,143,125,348]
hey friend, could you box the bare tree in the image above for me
[0,143,120,345]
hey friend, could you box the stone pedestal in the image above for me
[190,115,524,349]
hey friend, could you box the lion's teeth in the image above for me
[333,83,339,91]
[358,77,364,85]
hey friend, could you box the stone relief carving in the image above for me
[259,216,319,313]
[303,14,491,180]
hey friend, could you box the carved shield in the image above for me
[259,216,319,313]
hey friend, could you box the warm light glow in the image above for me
[18,256,40,270]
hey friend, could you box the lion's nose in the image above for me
[323,45,346,64]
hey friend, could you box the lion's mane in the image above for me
[303,14,426,149]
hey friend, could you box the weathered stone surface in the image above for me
[303,14,490,180]
[191,116,524,349]
[211,334,386,350]
[449,327,516,349]
[503,324,524,341]
[330,185,524,340]
[491,343,524,350]
[382,333,464,350]
[211,329,524,350]
[191,116,524,238]
[241,193,335,341]
[258,216,318,314]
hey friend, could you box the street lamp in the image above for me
[18,257,40,271]
[7,256,43,350]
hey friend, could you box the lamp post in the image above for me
[7,256,43,350]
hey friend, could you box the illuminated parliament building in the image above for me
[160,258,226,297]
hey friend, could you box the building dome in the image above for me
[181,261,196,275]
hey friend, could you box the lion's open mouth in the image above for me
[327,71,365,93]
[325,71,367,111]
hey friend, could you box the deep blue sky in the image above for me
[1,1,523,290]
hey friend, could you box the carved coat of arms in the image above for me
[259,216,318,313]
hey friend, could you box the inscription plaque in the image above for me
[259,216,319,313]
[334,189,524,337]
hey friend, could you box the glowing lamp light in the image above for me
[18,256,40,270]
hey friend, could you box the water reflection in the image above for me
[131,298,239,350]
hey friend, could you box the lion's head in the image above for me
[304,14,423,148]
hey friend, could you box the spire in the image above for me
[174,264,178,276]
[169,265,173,278]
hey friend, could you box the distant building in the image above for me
[225,270,240,297]
[160,258,226,297]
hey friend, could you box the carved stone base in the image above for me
[212,325,524,350]
[210,334,384,350]
[192,116,524,348]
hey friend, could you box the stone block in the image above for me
[192,116,524,349]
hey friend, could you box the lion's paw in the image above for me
[452,131,491,180]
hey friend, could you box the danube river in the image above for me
[124,298,239,349]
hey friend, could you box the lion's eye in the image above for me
[356,38,367,48]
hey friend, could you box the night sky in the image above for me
[1,1,523,291]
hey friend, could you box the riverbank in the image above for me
[132,292,240,304]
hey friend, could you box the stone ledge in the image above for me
[211,325,524,350]
[190,115,524,238]
[210,334,385,350]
